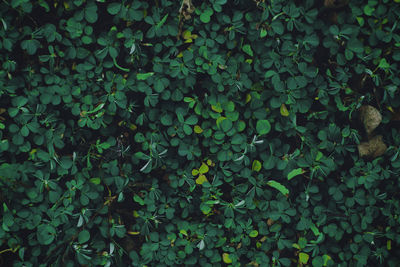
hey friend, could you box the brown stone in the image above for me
[358,135,387,158]
[359,105,382,136]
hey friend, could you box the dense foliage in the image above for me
[1,0,400,266]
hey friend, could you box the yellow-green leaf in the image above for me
[127,231,140,235]
[280,104,289,116]
[128,123,137,131]
[267,180,289,196]
[252,160,262,172]
[323,254,332,265]
[196,174,208,185]
[299,252,309,264]
[222,253,232,264]
[180,229,188,236]
[90,177,101,184]
[194,125,203,133]
[216,116,226,129]
[136,72,154,80]
[287,168,304,180]
[245,93,251,104]
[192,169,199,176]
[316,151,323,161]
[211,103,223,113]
[182,30,193,43]
[199,163,209,174]
[249,230,258,238]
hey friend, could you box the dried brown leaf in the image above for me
[390,107,400,121]
[359,105,382,136]
[324,0,349,8]
[179,0,195,20]
[358,135,387,159]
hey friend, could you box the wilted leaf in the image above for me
[179,0,195,20]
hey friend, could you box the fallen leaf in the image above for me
[389,107,400,121]
[179,0,195,20]
[359,105,382,136]
[358,135,387,158]
[324,0,349,9]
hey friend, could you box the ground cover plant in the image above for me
[1,0,400,266]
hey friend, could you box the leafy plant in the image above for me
[1,0,400,266]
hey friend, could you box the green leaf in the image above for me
[271,21,284,35]
[21,39,40,55]
[107,3,121,15]
[185,115,198,125]
[347,38,363,53]
[137,72,154,80]
[183,124,193,135]
[378,58,390,70]
[200,8,213,23]
[37,224,56,245]
[265,70,277,78]
[156,14,168,29]
[267,180,289,196]
[8,107,19,117]
[363,5,375,16]
[260,28,267,38]
[78,230,90,244]
[242,44,253,57]
[85,3,98,23]
[287,168,304,180]
[161,114,173,126]
[256,120,271,135]
[20,125,29,137]
[220,119,233,132]
[90,177,101,185]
